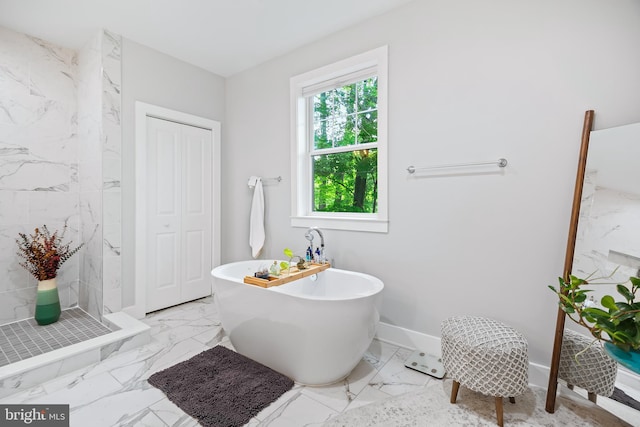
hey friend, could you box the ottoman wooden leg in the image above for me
[451,380,460,403]
[509,397,515,404]
[495,397,504,427]
[588,392,597,403]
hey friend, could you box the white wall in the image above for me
[120,39,225,308]
[223,0,640,365]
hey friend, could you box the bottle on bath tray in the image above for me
[269,261,280,276]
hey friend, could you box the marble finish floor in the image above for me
[1,296,639,426]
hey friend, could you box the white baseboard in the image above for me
[617,366,640,391]
[375,321,441,354]
[375,321,640,390]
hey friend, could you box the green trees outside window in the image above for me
[312,77,378,213]
[311,77,378,213]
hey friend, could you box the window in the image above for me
[290,46,388,233]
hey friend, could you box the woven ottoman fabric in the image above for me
[441,316,529,398]
[559,328,617,397]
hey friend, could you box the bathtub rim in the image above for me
[211,260,384,302]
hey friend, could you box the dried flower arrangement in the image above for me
[16,224,84,281]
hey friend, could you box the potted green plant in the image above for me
[549,271,640,371]
[280,248,307,274]
[16,224,83,325]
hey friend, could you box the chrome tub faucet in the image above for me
[304,227,327,264]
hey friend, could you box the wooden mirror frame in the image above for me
[545,110,595,413]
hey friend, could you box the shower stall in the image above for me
[0,26,139,385]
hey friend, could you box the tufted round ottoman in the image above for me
[441,316,529,426]
[559,328,617,403]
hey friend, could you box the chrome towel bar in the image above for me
[407,158,507,174]
[248,176,282,188]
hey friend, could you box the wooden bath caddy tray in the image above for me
[244,263,331,288]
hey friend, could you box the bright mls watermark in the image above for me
[0,405,69,426]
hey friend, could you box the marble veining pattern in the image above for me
[1,25,123,324]
[100,29,122,317]
[1,296,638,426]
[77,29,104,320]
[76,28,123,320]
[0,26,80,324]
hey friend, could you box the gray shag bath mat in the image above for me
[611,387,640,411]
[148,345,294,427]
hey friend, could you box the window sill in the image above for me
[291,216,388,233]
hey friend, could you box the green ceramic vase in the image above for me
[35,278,61,325]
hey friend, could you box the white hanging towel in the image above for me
[249,176,265,258]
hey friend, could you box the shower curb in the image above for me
[0,311,150,399]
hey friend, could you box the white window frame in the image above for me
[290,46,388,233]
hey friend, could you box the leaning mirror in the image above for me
[572,122,640,285]
[546,111,640,413]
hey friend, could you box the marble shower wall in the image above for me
[0,27,80,324]
[77,32,103,319]
[77,30,122,320]
[101,31,122,316]
[0,26,122,324]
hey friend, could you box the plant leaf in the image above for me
[582,307,610,320]
[574,293,587,304]
[617,284,635,302]
[601,295,617,311]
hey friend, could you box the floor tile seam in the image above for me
[348,366,394,402]
[151,325,213,346]
[147,400,178,427]
[191,327,225,346]
[0,352,11,367]
[61,317,103,341]
[297,386,347,416]
[355,383,394,405]
[78,315,112,334]
[106,358,152,387]
[150,405,193,427]
[69,314,111,335]
[17,321,52,356]
[118,372,170,403]
[253,388,306,422]
[44,321,75,347]
[6,323,36,360]
[0,328,22,362]
[5,323,25,341]
[137,342,207,380]
[136,408,170,427]
[367,346,401,381]
[61,310,94,330]
[72,308,110,330]
[34,321,65,346]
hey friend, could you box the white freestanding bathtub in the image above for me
[211,260,384,385]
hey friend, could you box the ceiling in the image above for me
[0,0,412,77]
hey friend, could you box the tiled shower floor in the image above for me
[0,308,111,367]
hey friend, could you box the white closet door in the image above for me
[181,124,212,303]
[146,117,212,312]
